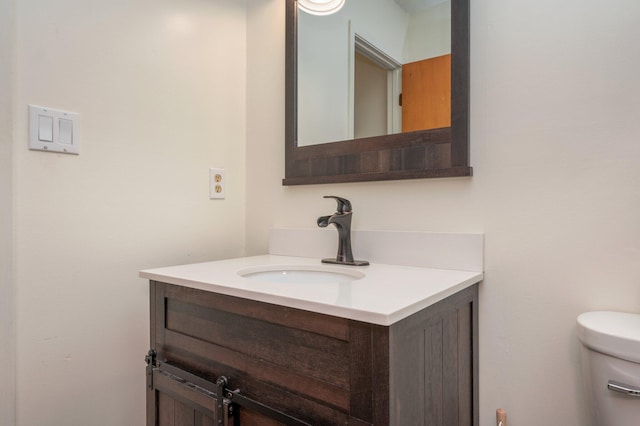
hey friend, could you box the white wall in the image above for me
[6,0,640,424]
[12,0,247,424]
[298,0,409,145]
[0,0,16,424]
[405,0,450,62]
[246,0,640,425]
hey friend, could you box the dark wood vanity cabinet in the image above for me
[147,281,478,426]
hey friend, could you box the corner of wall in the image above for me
[0,0,16,423]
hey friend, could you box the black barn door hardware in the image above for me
[146,349,311,425]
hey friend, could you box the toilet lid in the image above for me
[577,311,640,364]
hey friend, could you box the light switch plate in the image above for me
[29,105,79,154]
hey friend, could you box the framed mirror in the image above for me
[284,0,470,185]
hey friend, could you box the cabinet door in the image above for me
[150,282,356,425]
[147,359,310,426]
[147,369,218,426]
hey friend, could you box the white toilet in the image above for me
[577,311,640,426]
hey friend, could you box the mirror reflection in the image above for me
[297,0,451,146]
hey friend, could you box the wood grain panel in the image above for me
[153,371,217,426]
[154,283,352,424]
[457,301,473,425]
[443,309,460,425]
[148,281,478,425]
[163,329,349,410]
[158,392,174,426]
[238,409,284,426]
[163,283,349,341]
[347,321,374,422]
[165,298,349,383]
[425,317,444,425]
[388,284,478,425]
[402,54,451,132]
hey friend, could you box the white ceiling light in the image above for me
[298,0,346,16]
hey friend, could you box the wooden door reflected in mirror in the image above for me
[402,53,451,132]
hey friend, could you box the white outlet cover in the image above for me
[209,168,225,200]
[28,104,79,154]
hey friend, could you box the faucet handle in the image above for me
[323,196,352,213]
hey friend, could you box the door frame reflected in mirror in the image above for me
[284,0,471,185]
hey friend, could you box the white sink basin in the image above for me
[238,265,365,284]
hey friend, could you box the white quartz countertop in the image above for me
[140,255,483,326]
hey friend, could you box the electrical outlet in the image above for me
[209,168,225,200]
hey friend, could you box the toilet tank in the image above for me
[577,311,640,426]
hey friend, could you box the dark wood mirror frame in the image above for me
[284,0,471,185]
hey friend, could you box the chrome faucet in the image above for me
[317,196,369,266]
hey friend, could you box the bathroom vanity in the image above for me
[140,228,483,426]
[141,233,483,426]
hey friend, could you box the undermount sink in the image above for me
[238,265,365,284]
